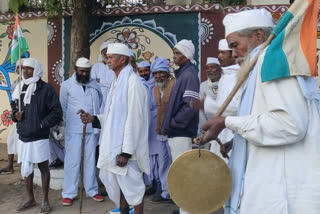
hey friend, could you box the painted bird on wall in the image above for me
[0,49,29,102]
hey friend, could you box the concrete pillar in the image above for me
[247,0,289,5]
[166,0,203,5]
[0,0,9,13]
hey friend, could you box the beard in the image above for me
[155,78,167,89]
[141,74,150,81]
[76,72,90,84]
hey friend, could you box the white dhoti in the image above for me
[99,161,145,208]
[168,137,192,214]
[167,137,192,160]
[18,139,50,177]
[7,123,19,155]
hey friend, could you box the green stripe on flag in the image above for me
[261,12,294,82]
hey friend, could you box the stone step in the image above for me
[34,167,64,190]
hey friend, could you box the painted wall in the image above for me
[0,3,319,144]
[0,18,48,143]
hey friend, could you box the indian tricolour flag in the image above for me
[261,0,319,82]
[11,13,28,65]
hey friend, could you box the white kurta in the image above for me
[225,50,320,214]
[91,62,115,111]
[203,65,240,161]
[97,72,150,207]
[199,80,218,126]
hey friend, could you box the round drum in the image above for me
[167,149,232,214]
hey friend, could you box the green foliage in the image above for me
[9,0,28,13]
[45,0,63,17]
[9,0,63,17]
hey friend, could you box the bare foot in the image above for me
[0,167,14,175]
[16,199,36,212]
[40,200,51,214]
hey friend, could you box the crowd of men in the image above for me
[1,7,320,214]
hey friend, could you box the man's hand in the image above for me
[220,139,233,159]
[116,155,129,167]
[189,94,206,111]
[77,109,94,124]
[198,116,226,144]
[15,111,24,121]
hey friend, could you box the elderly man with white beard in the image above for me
[197,9,320,214]
[148,57,174,203]
[199,57,221,129]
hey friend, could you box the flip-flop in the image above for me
[16,201,36,212]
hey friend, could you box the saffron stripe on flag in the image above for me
[11,14,29,65]
[261,0,318,82]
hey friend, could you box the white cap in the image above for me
[98,40,113,62]
[107,43,130,57]
[99,40,113,52]
[223,9,274,37]
[129,49,134,57]
[218,39,231,51]
[206,57,220,65]
[138,61,151,68]
[174,40,195,64]
[23,58,35,68]
[76,57,91,68]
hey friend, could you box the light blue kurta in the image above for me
[60,74,102,199]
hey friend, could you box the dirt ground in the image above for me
[0,160,180,214]
[0,160,223,214]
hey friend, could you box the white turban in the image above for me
[12,58,43,105]
[76,57,91,68]
[218,39,231,51]
[206,57,220,65]
[23,58,35,69]
[174,40,195,64]
[98,40,113,62]
[107,43,130,57]
[138,61,151,68]
[223,9,274,37]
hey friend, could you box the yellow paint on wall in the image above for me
[0,18,48,144]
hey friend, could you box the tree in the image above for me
[69,0,93,76]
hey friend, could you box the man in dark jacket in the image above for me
[11,58,62,214]
[161,40,200,214]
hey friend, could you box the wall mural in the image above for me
[63,13,200,78]
[1,3,320,144]
[89,16,177,71]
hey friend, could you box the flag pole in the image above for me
[18,25,22,112]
